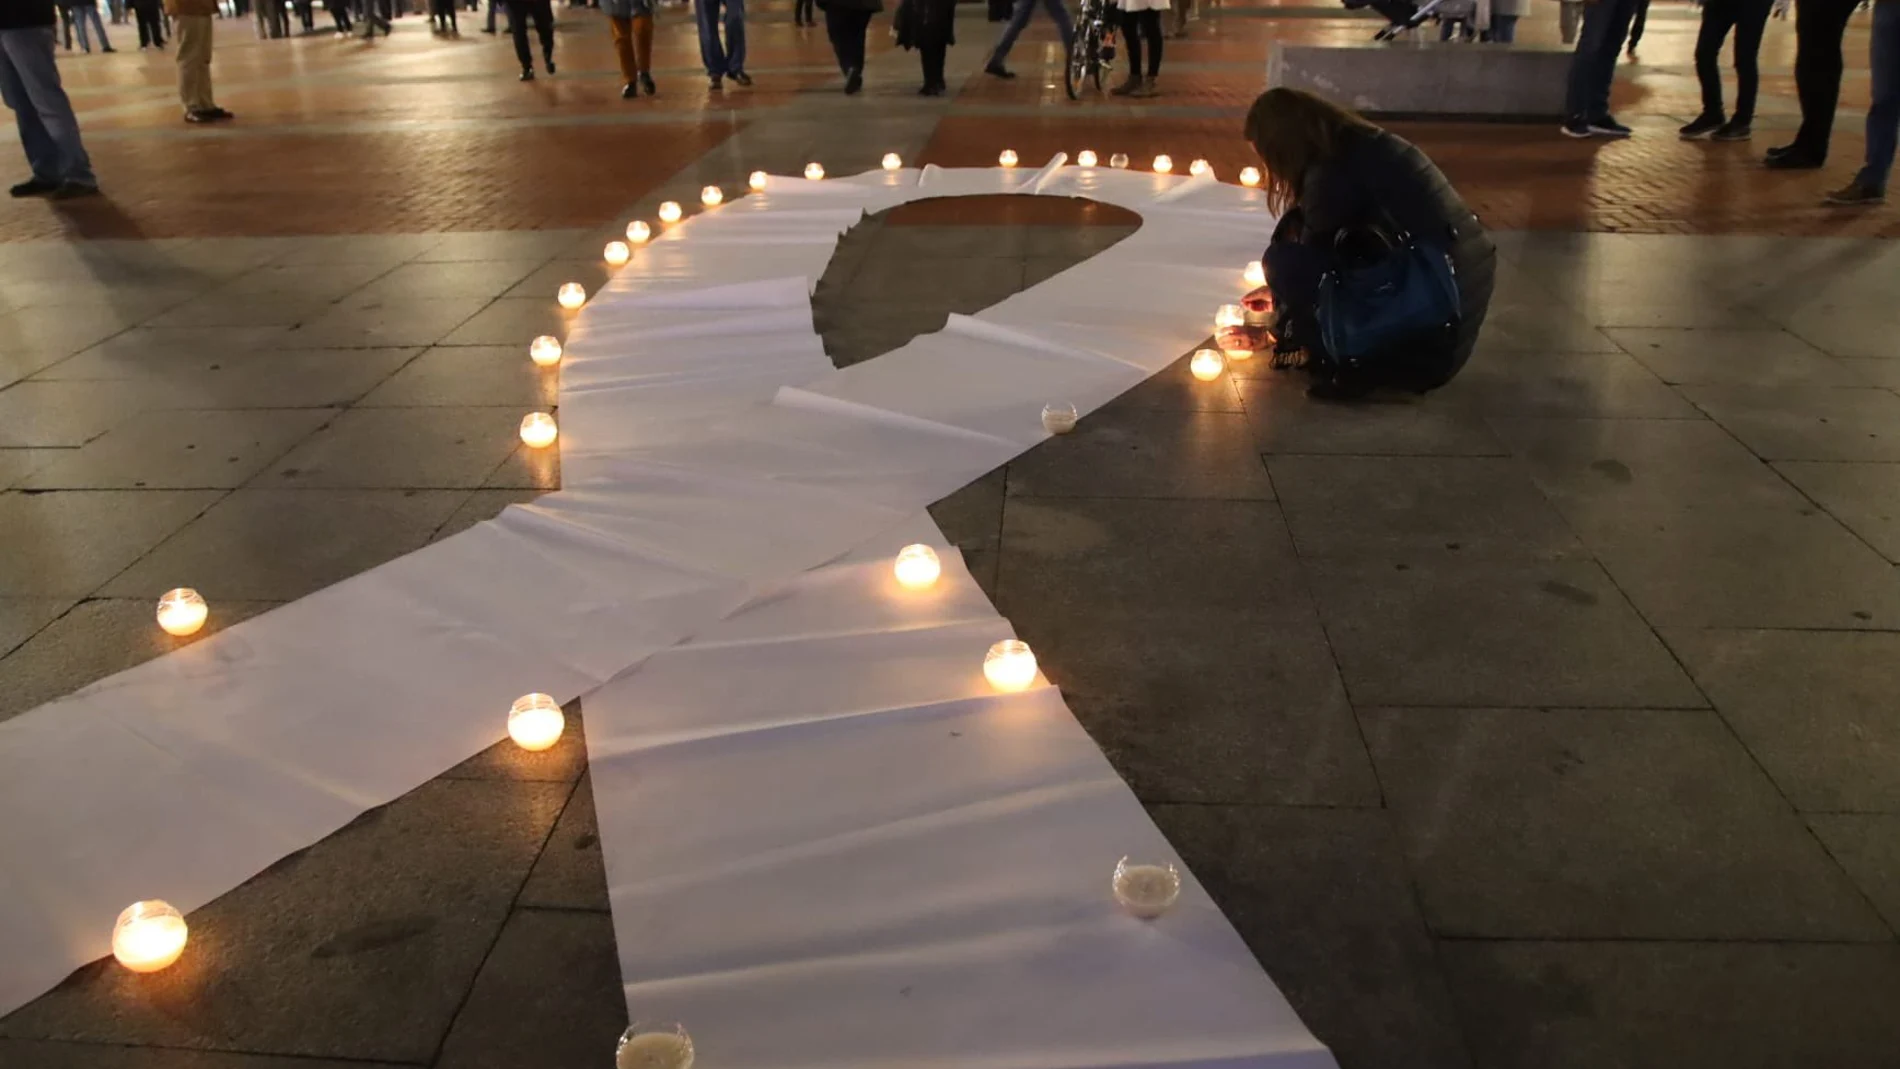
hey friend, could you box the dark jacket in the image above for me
[818,0,884,10]
[895,0,955,47]
[1265,126,1495,390]
[0,1,58,29]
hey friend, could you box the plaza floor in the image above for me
[1,5,1899,1068]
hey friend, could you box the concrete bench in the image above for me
[1266,41,1573,121]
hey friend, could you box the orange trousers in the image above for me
[610,15,654,79]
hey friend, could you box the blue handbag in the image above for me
[1315,224,1461,373]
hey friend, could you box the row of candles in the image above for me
[114,151,1245,991]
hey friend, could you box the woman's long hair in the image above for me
[1243,88,1379,216]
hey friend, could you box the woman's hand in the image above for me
[1216,325,1273,354]
[1241,285,1274,316]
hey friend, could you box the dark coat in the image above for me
[895,0,956,47]
[1264,126,1494,390]
[819,0,884,11]
[0,0,57,28]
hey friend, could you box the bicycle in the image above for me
[1065,0,1118,100]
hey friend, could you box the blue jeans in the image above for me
[72,3,112,51]
[1565,0,1640,119]
[1488,13,1517,42]
[0,27,97,186]
[1859,0,1900,192]
[988,0,1073,67]
[694,0,745,76]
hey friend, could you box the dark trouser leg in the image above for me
[1564,0,1638,119]
[508,1,533,66]
[1138,9,1161,77]
[1859,0,1900,191]
[1121,8,1143,79]
[1730,0,1772,122]
[529,0,553,64]
[1694,2,1738,118]
[921,35,945,86]
[1793,0,1857,157]
[1627,0,1649,47]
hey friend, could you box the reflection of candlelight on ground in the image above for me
[155,588,207,637]
[112,901,188,973]
[1112,858,1181,919]
[507,693,564,751]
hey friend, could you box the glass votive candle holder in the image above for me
[983,639,1038,692]
[112,900,188,972]
[1041,402,1078,434]
[748,170,768,191]
[998,149,1019,167]
[603,240,631,266]
[1239,166,1262,187]
[519,412,558,448]
[616,1023,695,1069]
[1109,153,1130,169]
[155,587,207,637]
[557,282,586,310]
[1112,857,1182,919]
[1244,260,1266,288]
[507,692,564,752]
[658,200,683,224]
[627,220,652,243]
[529,335,563,367]
[893,544,942,590]
[1076,149,1098,167]
[1215,303,1246,330]
[1152,154,1173,174]
[805,161,825,180]
[882,152,903,171]
[700,185,723,207]
[1190,349,1225,381]
[1189,158,1213,177]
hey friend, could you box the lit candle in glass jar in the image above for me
[805,162,825,180]
[1189,158,1213,177]
[983,639,1038,692]
[507,692,564,752]
[1076,149,1098,167]
[155,587,207,637]
[998,149,1019,167]
[627,220,651,243]
[603,240,631,266]
[700,186,723,207]
[893,544,942,590]
[1112,857,1182,919]
[1215,304,1246,330]
[882,152,903,171]
[529,335,563,367]
[658,201,683,224]
[557,282,586,310]
[112,900,188,973]
[1152,154,1173,174]
[748,170,768,191]
[1190,349,1225,381]
[1109,153,1129,169]
[519,412,558,448]
[1239,166,1262,187]
[1041,402,1078,434]
[1244,260,1266,288]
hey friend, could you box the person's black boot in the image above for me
[622,81,638,98]
[639,71,655,94]
[519,67,534,81]
[844,67,862,94]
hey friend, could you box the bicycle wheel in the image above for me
[1065,27,1098,100]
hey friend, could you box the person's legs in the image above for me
[530,0,553,65]
[633,12,652,71]
[722,0,745,73]
[921,35,945,87]
[988,0,1036,69]
[0,26,97,186]
[1626,0,1649,52]
[694,0,727,77]
[174,14,214,113]
[1730,0,1773,122]
[1694,1,1737,120]
[610,14,638,81]
[1119,7,1144,85]
[507,2,534,67]
[1790,0,1857,158]
[1041,0,1073,52]
[1564,0,1637,121]
[73,5,92,50]
[1138,9,1161,78]
[1558,0,1582,44]
[1489,13,1516,42]
[1856,0,1900,191]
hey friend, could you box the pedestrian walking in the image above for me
[694,0,750,89]
[1487,0,1525,41]
[894,0,954,94]
[819,0,880,94]
[0,0,100,198]
[1770,0,1861,167]
[1678,0,1775,140]
[70,0,115,51]
[1560,0,1642,138]
[130,0,164,45]
[983,0,1071,78]
[507,0,555,79]
[1112,0,1165,96]
[605,0,655,96]
[165,0,233,123]
[1824,0,1898,202]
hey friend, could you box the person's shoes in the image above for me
[622,81,638,99]
[519,67,534,81]
[1766,150,1825,170]
[984,62,1015,79]
[1766,143,1798,160]
[709,74,723,90]
[1678,113,1724,140]
[844,67,862,94]
[639,71,656,94]
[1109,76,1141,97]
[918,81,944,96]
[1587,114,1632,138]
[1823,181,1885,206]
[730,70,752,86]
[102,45,115,52]
[48,181,101,201]
[1560,115,1593,138]
[183,109,214,123]
[201,106,233,120]
[1132,79,1158,98]
[545,59,555,74]
[8,177,58,198]
[1712,117,1752,142]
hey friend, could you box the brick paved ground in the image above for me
[2,6,1900,1069]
